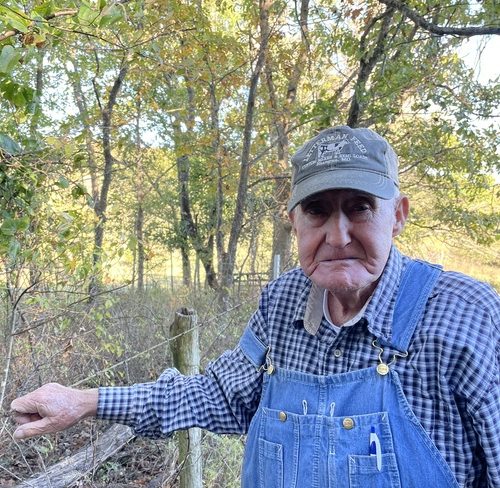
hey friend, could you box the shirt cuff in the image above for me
[97,383,151,424]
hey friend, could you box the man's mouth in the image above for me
[321,256,355,262]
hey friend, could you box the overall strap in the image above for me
[383,260,442,352]
[239,326,268,369]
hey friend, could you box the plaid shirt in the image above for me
[98,247,500,487]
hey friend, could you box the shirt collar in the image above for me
[295,245,404,339]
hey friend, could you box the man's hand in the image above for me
[10,383,98,440]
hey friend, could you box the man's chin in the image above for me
[311,270,359,291]
[310,266,375,293]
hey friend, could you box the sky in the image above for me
[458,35,499,134]
[460,35,500,85]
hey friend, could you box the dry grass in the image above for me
[1,284,258,487]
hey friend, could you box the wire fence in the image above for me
[1,281,263,487]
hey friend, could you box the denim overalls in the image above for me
[240,261,460,487]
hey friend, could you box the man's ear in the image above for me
[392,195,409,237]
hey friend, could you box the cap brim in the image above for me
[287,169,397,212]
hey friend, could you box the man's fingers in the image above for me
[10,384,98,440]
[11,394,43,415]
[11,412,42,426]
[13,417,56,440]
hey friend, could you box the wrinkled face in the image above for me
[290,189,408,295]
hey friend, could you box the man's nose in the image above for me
[325,212,351,247]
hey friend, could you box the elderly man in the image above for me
[12,126,500,487]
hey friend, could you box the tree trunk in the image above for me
[347,7,395,127]
[175,151,218,289]
[14,424,135,488]
[89,60,129,298]
[135,204,145,291]
[170,77,218,290]
[219,0,271,294]
[181,244,191,287]
[265,0,310,276]
[66,56,99,205]
[135,97,145,292]
[28,48,45,287]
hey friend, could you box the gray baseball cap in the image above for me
[287,126,399,212]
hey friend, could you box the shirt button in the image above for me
[279,411,287,422]
[334,349,342,358]
[342,417,355,430]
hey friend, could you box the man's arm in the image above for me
[11,383,98,439]
[11,286,271,441]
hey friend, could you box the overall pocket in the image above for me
[332,412,401,488]
[258,438,283,488]
[348,452,401,488]
[257,408,303,488]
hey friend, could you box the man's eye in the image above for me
[345,201,374,222]
[352,203,371,212]
[304,204,325,215]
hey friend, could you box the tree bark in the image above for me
[347,7,395,127]
[170,308,203,488]
[175,149,218,289]
[134,97,145,292]
[208,76,226,287]
[169,75,220,290]
[265,0,310,275]
[135,204,145,291]
[14,424,135,488]
[66,56,99,203]
[89,60,129,298]
[377,0,500,37]
[219,0,271,292]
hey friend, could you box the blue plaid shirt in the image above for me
[98,247,500,487]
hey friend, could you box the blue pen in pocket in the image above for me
[369,425,382,471]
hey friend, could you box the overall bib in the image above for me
[240,262,460,488]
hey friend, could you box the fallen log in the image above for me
[15,423,135,488]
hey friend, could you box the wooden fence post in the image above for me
[170,308,203,488]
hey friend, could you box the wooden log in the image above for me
[14,424,135,488]
[170,308,203,488]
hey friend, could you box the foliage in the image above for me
[0,1,498,481]
[1,283,260,486]
[1,0,498,291]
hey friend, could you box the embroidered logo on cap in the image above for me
[301,133,368,172]
[318,139,349,160]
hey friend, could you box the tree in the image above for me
[1,0,498,295]
[262,0,311,274]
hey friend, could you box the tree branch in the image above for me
[0,9,78,42]
[347,6,395,126]
[377,0,500,37]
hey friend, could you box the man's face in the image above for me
[290,189,408,295]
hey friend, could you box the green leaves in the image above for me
[77,1,124,28]
[0,77,35,109]
[0,215,30,236]
[0,45,36,111]
[0,202,31,260]
[77,3,101,26]
[0,46,22,74]
[0,4,30,33]
[0,0,497,289]
[0,133,22,155]
[33,0,56,19]
[99,4,123,27]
